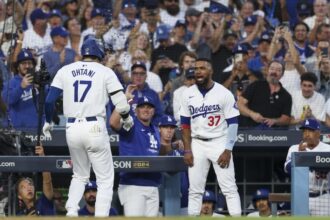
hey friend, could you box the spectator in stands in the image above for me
[62,0,80,22]
[158,115,188,215]
[150,24,187,71]
[260,0,286,28]
[292,22,312,65]
[314,23,330,43]
[316,57,330,101]
[44,26,78,77]
[239,1,254,20]
[110,94,162,217]
[172,19,188,45]
[22,8,52,56]
[237,60,292,129]
[80,4,93,31]
[241,15,264,47]
[160,0,185,28]
[78,181,118,216]
[303,0,329,30]
[284,118,330,216]
[305,40,329,75]
[128,62,163,125]
[53,189,66,215]
[48,9,63,28]
[296,0,313,23]
[113,0,139,31]
[222,44,257,98]
[16,144,55,216]
[2,49,40,130]
[64,17,82,55]
[247,188,271,217]
[290,72,325,126]
[184,8,201,42]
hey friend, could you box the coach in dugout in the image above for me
[284,118,330,216]
[110,92,162,217]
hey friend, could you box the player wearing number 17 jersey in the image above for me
[43,38,133,217]
[180,58,241,216]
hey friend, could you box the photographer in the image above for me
[1,49,42,131]
[16,143,55,216]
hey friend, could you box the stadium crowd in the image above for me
[0,0,330,217]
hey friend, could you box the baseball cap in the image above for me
[144,0,159,9]
[203,190,216,203]
[16,49,36,64]
[30,8,49,24]
[91,8,105,18]
[209,0,231,14]
[299,118,320,131]
[85,181,97,192]
[185,68,195,79]
[185,8,202,17]
[159,115,177,127]
[297,0,312,16]
[137,96,155,108]
[156,25,170,41]
[252,188,269,201]
[223,30,238,39]
[49,9,62,18]
[258,31,272,44]
[244,15,257,26]
[175,19,186,28]
[122,0,137,8]
[131,61,147,72]
[233,44,248,54]
[50,26,69,38]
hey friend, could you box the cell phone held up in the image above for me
[321,47,328,58]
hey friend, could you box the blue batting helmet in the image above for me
[81,37,105,60]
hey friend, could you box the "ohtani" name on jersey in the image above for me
[71,69,95,78]
[189,104,221,118]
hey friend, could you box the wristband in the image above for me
[184,150,192,154]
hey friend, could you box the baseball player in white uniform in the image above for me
[284,118,330,216]
[180,58,241,216]
[43,37,133,217]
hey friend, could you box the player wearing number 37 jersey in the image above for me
[43,38,133,217]
[180,58,241,216]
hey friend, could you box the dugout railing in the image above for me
[0,156,186,216]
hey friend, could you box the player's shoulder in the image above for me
[317,141,330,151]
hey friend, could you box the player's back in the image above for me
[52,61,123,118]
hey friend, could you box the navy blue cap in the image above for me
[185,68,195,78]
[131,61,147,71]
[258,31,272,44]
[223,29,238,39]
[240,42,253,51]
[297,0,312,16]
[203,190,216,203]
[30,8,49,24]
[156,25,170,41]
[49,9,62,18]
[159,115,177,127]
[244,15,257,26]
[144,0,159,9]
[50,26,69,38]
[233,44,248,54]
[209,0,231,14]
[253,188,269,201]
[91,8,105,18]
[85,181,97,191]
[175,19,186,28]
[137,96,155,108]
[300,118,320,131]
[16,49,35,64]
[122,0,137,8]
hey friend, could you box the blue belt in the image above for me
[309,191,328,198]
[67,116,97,123]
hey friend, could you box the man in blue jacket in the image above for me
[2,49,40,131]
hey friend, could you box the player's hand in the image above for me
[217,149,231,168]
[298,141,308,151]
[184,150,194,167]
[42,122,53,139]
[121,115,134,131]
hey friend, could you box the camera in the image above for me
[33,59,50,86]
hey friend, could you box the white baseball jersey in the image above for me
[180,83,239,139]
[51,61,123,118]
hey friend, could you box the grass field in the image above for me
[5,217,330,220]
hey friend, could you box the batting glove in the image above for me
[42,122,53,139]
[120,115,134,131]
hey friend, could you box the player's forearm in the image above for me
[181,128,192,152]
[109,110,122,131]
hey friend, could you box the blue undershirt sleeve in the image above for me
[225,116,239,151]
[45,86,62,123]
